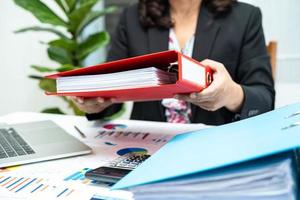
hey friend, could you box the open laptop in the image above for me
[0,120,92,168]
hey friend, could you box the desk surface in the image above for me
[0,112,205,200]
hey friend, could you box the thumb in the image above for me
[201,59,223,72]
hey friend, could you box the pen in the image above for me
[74,125,86,138]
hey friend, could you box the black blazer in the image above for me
[87,2,275,125]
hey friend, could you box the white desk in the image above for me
[0,112,206,200]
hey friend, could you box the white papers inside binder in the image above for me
[130,157,297,200]
[56,67,177,93]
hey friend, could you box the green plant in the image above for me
[14,0,116,115]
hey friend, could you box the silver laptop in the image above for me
[0,120,92,168]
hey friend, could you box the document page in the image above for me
[0,114,207,200]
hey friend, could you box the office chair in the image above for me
[267,41,278,80]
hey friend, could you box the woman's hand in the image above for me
[70,97,115,114]
[175,59,244,112]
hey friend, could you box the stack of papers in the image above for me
[57,67,177,93]
[130,156,297,200]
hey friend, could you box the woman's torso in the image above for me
[106,2,272,125]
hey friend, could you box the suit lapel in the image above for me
[148,27,169,53]
[191,5,221,122]
[146,5,221,122]
[192,6,221,61]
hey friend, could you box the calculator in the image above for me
[85,153,150,184]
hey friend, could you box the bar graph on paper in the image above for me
[0,175,75,198]
[94,130,170,144]
[0,167,116,199]
[90,123,172,144]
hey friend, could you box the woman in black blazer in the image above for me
[72,0,275,125]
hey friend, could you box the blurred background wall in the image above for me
[0,0,105,115]
[0,1,67,115]
[0,0,299,117]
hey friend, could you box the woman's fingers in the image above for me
[70,96,116,114]
[201,59,224,72]
[174,59,244,112]
[190,85,218,100]
[175,93,221,111]
[97,97,105,103]
[174,94,192,102]
[175,94,213,104]
[71,96,84,104]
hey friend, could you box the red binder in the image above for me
[46,50,213,102]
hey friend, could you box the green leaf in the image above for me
[39,78,57,92]
[77,31,110,60]
[79,0,88,4]
[31,63,80,73]
[54,0,68,14]
[68,0,99,33]
[31,65,56,73]
[65,0,77,12]
[31,64,79,73]
[61,96,69,103]
[13,0,68,27]
[56,64,80,72]
[47,46,72,64]
[55,0,78,14]
[49,38,77,52]
[28,75,43,80]
[15,26,69,39]
[68,100,85,116]
[41,107,65,114]
[76,6,117,36]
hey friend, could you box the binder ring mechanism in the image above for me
[167,62,178,73]
[281,111,300,130]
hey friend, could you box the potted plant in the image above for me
[14,0,116,115]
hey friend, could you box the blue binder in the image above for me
[112,102,300,190]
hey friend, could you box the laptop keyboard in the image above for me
[0,127,35,159]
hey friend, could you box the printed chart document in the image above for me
[0,112,207,200]
[57,67,177,93]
